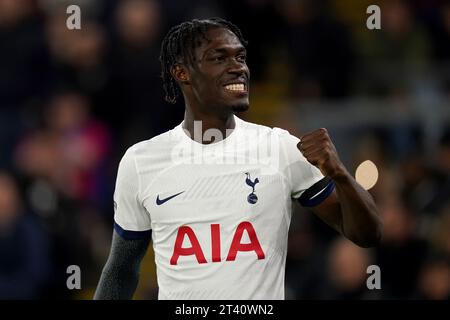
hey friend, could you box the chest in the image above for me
[142,163,288,226]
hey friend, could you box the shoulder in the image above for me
[121,127,182,162]
[236,117,301,156]
[272,126,300,144]
[128,129,179,155]
[118,127,183,181]
[237,117,297,141]
[237,116,272,133]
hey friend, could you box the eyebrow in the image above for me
[203,46,246,57]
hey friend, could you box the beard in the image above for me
[231,102,249,113]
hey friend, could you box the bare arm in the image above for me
[94,230,151,299]
[298,128,383,248]
[311,178,382,247]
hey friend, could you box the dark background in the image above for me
[0,0,449,299]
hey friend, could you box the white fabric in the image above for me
[113,115,325,299]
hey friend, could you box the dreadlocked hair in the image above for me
[159,17,248,104]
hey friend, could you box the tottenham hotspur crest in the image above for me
[245,172,259,204]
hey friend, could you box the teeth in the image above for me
[225,83,245,91]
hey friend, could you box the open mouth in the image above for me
[224,83,247,93]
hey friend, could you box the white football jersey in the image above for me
[113,115,334,300]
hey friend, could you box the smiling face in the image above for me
[174,27,250,117]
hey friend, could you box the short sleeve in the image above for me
[275,128,335,207]
[113,146,152,239]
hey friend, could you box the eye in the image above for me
[212,56,225,62]
[236,54,246,63]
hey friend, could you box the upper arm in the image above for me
[94,147,153,299]
[114,147,152,238]
[275,128,344,234]
[310,189,343,235]
[275,128,326,199]
[107,229,151,268]
[94,229,151,300]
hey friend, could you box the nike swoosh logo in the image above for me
[156,191,185,205]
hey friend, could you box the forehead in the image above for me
[195,27,244,54]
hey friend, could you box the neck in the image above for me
[182,107,236,144]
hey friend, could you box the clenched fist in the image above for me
[298,128,347,179]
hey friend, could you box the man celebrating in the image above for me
[94,18,382,300]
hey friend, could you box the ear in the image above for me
[171,64,190,85]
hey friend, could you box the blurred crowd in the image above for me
[0,0,449,299]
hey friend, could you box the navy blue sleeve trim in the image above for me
[298,176,335,207]
[114,222,152,240]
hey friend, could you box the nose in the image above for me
[227,58,247,76]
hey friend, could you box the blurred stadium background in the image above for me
[0,0,449,300]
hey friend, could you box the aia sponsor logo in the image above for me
[170,221,265,265]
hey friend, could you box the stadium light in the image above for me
[355,160,379,190]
